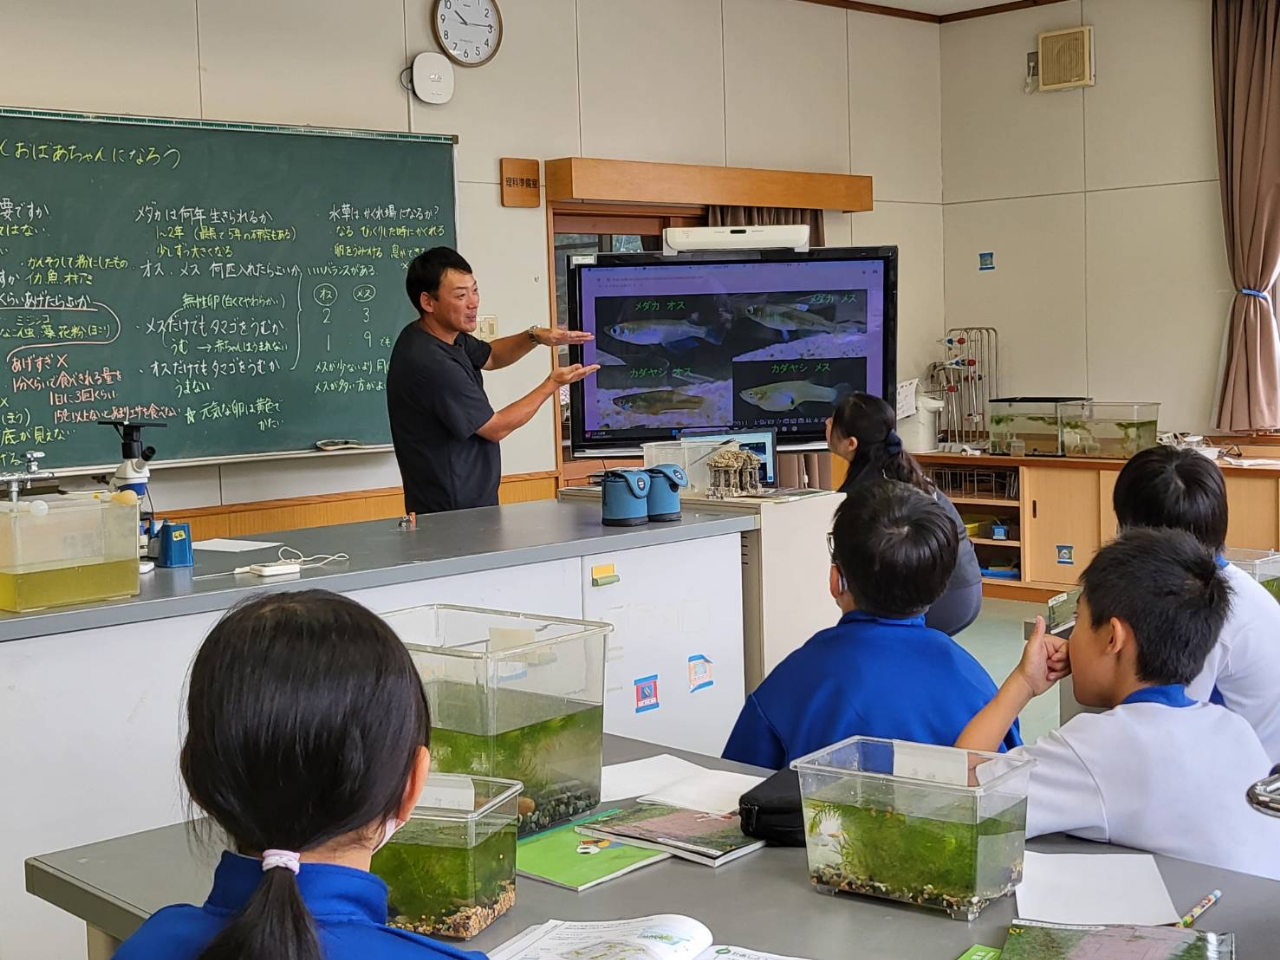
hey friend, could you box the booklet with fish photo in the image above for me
[573,805,764,867]
[1000,918,1234,960]
[489,916,812,960]
[517,813,670,892]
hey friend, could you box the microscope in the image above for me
[98,420,166,552]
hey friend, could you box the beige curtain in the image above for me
[708,206,826,247]
[1214,0,1280,432]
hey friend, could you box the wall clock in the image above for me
[431,0,502,67]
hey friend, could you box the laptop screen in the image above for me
[680,429,777,486]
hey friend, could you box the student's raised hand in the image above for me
[1016,616,1071,697]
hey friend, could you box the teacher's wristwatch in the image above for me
[526,325,541,345]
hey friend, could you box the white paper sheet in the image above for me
[1016,851,1179,926]
[639,770,764,815]
[490,916,713,960]
[192,539,282,553]
[600,755,707,803]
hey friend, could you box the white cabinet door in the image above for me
[582,534,745,758]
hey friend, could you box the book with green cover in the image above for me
[1001,919,1234,960]
[574,804,764,867]
[518,813,670,891]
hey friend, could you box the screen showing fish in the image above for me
[569,249,894,452]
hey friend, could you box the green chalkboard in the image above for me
[0,108,456,471]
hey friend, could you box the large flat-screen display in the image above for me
[568,247,897,453]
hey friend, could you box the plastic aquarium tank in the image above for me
[987,397,1088,456]
[0,495,139,612]
[643,439,737,496]
[382,604,610,836]
[793,735,1034,920]
[1058,401,1160,460]
[372,774,520,939]
[1225,548,1280,603]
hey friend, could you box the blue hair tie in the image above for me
[1241,288,1271,300]
[885,430,904,456]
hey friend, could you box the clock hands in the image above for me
[453,10,472,26]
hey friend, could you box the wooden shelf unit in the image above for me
[919,450,1280,603]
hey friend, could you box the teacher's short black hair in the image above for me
[832,480,958,619]
[406,246,474,311]
[1113,445,1228,553]
[1080,527,1230,685]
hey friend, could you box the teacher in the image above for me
[387,247,598,516]
[827,392,983,635]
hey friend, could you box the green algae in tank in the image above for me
[802,794,1027,920]
[371,817,517,939]
[1262,577,1280,604]
[989,413,1063,456]
[427,683,603,835]
[1063,420,1159,459]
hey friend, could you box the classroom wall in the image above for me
[940,0,1234,433]
[0,0,943,512]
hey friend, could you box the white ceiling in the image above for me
[873,0,1031,14]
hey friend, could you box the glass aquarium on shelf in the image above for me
[0,494,140,612]
[1057,401,1160,460]
[382,604,610,836]
[372,773,520,939]
[792,735,1034,921]
[1224,548,1280,603]
[987,397,1089,457]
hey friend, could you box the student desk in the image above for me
[3,500,755,960]
[26,736,1280,960]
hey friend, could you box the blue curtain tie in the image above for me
[1241,288,1271,300]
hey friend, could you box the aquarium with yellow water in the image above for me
[1057,401,1160,460]
[382,604,610,836]
[0,494,140,612]
[793,735,1034,920]
[372,773,520,939]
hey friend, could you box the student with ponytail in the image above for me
[827,392,984,635]
[115,590,483,960]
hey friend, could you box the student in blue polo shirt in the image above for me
[115,590,482,960]
[722,480,1019,770]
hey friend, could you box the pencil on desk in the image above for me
[1178,889,1222,927]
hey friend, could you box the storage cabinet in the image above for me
[907,454,1280,600]
[1226,476,1280,550]
[1022,467,1100,585]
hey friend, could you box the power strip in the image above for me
[249,562,302,578]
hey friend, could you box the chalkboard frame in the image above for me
[0,107,459,474]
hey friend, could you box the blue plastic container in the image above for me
[646,464,688,522]
[156,521,194,568]
[601,470,650,527]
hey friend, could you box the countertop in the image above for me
[0,499,757,644]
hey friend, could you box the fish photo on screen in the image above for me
[592,295,734,430]
[731,358,867,435]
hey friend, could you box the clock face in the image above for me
[433,0,502,67]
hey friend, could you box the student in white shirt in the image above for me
[957,528,1280,880]
[1112,445,1280,761]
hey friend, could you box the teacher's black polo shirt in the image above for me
[387,322,499,515]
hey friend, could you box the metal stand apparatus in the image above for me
[0,451,54,502]
[926,328,1000,449]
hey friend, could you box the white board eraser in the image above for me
[249,562,302,578]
